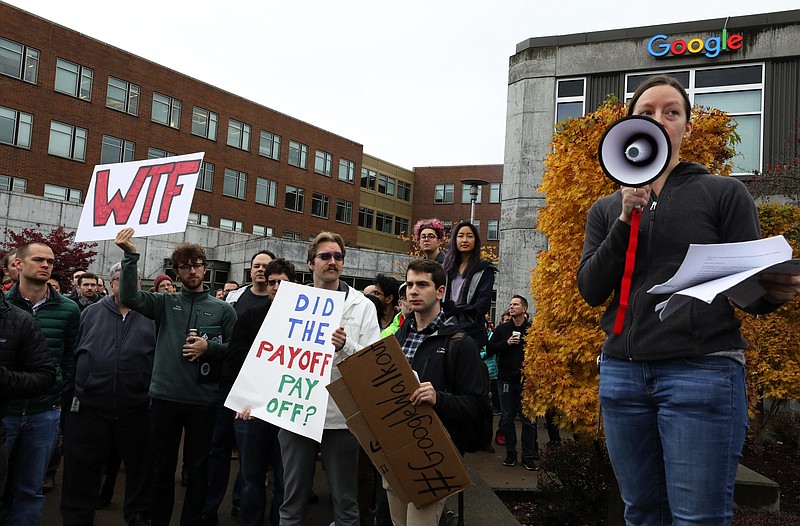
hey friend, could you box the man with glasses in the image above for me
[278,232,381,526]
[413,219,446,264]
[114,228,237,526]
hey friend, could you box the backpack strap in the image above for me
[443,331,466,393]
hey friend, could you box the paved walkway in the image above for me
[41,416,548,525]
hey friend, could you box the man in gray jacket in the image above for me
[60,262,155,526]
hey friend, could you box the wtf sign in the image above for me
[74,153,204,242]
[225,281,344,442]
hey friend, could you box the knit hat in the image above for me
[153,274,172,290]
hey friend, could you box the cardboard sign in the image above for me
[75,152,204,242]
[226,281,344,442]
[328,336,472,509]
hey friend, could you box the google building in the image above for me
[497,9,800,306]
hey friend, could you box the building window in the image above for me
[192,106,218,140]
[220,218,243,232]
[284,185,305,213]
[0,37,39,83]
[197,162,214,192]
[106,77,140,115]
[282,230,302,241]
[151,93,181,129]
[358,207,374,229]
[489,182,501,203]
[378,174,396,196]
[54,58,92,100]
[288,140,307,168]
[223,169,247,199]
[339,159,355,183]
[0,175,27,194]
[487,219,499,241]
[394,217,409,236]
[0,106,32,148]
[311,192,330,218]
[360,168,377,190]
[555,78,586,124]
[147,147,174,159]
[48,121,87,161]
[625,64,764,174]
[100,135,135,164]
[44,183,81,203]
[259,130,280,160]
[397,181,412,201]
[227,119,250,151]
[188,212,210,226]
[253,224,274,237]
[461,184,483,204]
[314,150,333,177]
[376,212,393,234]
[434,183,454,204]
[336,199,352,224]
[256,177,277,206]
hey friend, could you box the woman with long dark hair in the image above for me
[442,220,496,346]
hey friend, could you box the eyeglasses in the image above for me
[314,252,345,262]
[419,234,438,240]
[177,263,206,271]
[368,290,384,297]
[267,279,286,286]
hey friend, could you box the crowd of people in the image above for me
[2,74,799,526]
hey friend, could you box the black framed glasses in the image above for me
[177,263,206,271]
[419,234,438,240]
[267,279,286,286]
[314,252,344,262]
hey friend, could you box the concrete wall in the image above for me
[0,192,411,282]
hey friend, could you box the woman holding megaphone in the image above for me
[577,75,800,525]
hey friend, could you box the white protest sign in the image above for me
[74,152,205,242]
[225,281,344,442]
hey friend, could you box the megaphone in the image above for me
[598,116,672,187]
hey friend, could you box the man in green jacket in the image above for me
[114,227,237,526]
[4,242,80,525]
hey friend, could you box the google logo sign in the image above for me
[648,29,743,59]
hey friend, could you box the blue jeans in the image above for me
[2,406,61,526]
[234,417,283,526]
[599,354,747,526]
[498,380,538,460]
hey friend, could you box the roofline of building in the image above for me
[413,164,504,170]
[1,0,364,150]
[515,9,800,54]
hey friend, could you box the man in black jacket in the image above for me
[389,258,484,525]
[487,295,538,470]
[0,294,55,490]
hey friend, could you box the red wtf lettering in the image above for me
[93,160,201,226]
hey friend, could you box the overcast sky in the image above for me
[6,1,798,168]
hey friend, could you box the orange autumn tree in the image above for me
[522,97,743,434]
[740,204,800,443]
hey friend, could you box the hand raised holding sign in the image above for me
[115,227,138,253]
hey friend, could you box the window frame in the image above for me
[311,192,330,219]
[54,58,92,101]
[100,135,135,164]
[151,92,182,129]
[284,185,305,213]
[43,183,81,203]
[227,118,251,151]
[191,106,218,141]
[106,76,140,115]
[0,106,33,148]
[255,177,278,207]
[197,162,214,192]
[0,174,27,194]
[335,199,353,224]
[434,183,454,204]
[0,37,39,83]
[338,159,355,184]
[288,140,308,169]
[259,130,281,160]
[48,121,87,161]
[314,150,333,177]
[223,168,247,200]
